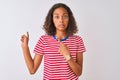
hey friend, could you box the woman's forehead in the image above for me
[53,7,68,15]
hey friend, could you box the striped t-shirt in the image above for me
[33,35,86,80]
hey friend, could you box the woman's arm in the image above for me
[21,32,43,74]
[59,42,83,76]
[67,52,83,76]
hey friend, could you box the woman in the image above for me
[21,3,86,80]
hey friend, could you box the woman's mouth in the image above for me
[59,24,65,28]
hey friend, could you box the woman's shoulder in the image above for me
[70,35,82,39]
[39,34,52,40]
[40,34,51,38]
[69,35,85,45]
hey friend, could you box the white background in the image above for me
[0,0,120,80]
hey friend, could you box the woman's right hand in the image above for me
[21,32,29,48]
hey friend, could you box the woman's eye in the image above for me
[63,15,68,19]
[55,16,59,19]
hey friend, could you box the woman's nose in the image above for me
[59,17,63,23]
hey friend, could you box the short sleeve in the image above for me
[76,36,86,53]
[33,35,45,55]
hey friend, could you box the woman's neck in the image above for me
[55,31,67,41]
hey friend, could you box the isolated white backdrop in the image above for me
[0,0,120,80]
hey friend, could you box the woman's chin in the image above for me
[57,28,66,32]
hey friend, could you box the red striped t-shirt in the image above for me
[33,35,86,80]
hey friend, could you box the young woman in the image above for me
[21,3,86,80]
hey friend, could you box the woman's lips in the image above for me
[59,24,65,28]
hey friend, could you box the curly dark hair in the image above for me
[43,3,78,36]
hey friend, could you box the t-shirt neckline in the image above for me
[52,35,69,42]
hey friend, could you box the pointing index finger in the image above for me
[26,32,29,38]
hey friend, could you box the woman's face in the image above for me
[53,7,69,32]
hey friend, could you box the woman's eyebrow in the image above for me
[53,13,68,15]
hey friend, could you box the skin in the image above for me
[21,7,83,76]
